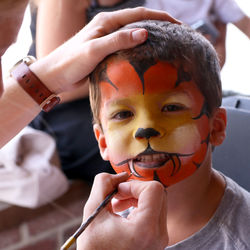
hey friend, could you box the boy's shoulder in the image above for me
[167,174,250,250]
[220,174,250,234]
[205,174,250,249]
[221,174,250,221]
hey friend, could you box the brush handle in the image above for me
[60,235,76,250]
[74,188,118,238]
[61,188,118,249]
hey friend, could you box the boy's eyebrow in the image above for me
[104,90,194,107]
[162,90,193,104]
[103,98,135,108]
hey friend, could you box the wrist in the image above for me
[29,58,61,94]
[10,56,60,112]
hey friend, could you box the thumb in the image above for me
[83,172,129,219]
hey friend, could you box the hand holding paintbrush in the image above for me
[61,172,168,250]
[61,172,129,249]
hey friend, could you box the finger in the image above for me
[112,197,138,213]
[117,181,168,248]
[83,172,129,219]
[118,180,165,222]
[130,181,168,246]
[88,7,181,36]
[84,28,148,65]
[158,189,168,238]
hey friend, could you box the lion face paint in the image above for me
[98,60,210,187]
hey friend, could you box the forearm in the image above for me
[36,0,89,58]
[233,16,250,39]
[0,76,40,147]
[0,55,66,147]
[36,0,90,101]
[214,22,227,69]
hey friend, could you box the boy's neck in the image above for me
[166,157,226,245]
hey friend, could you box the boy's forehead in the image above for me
[99,59,192,100]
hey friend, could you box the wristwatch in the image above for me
[10,56,60,112]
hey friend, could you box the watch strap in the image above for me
[11,61,60,112]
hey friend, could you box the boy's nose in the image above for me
[134,128,160,140]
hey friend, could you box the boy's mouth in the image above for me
[116,145,171,170]
[127,149,171,178]
[115,144,194,178]
[132,153,170,168]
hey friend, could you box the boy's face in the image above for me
[95,59,211,187]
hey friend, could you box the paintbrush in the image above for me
[60,188,118,250]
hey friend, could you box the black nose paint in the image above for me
[135,128,160,139]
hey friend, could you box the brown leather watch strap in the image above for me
[11,62,60,112]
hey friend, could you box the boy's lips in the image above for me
[115,144,194,178]
[115,144,194,169]
[133,153,170,168]
[116,145,170,169]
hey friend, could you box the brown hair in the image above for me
[89,20,222,125]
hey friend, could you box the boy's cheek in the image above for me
[151,123,203,154]
[105,129,145,163]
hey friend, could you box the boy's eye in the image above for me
[112,110,134,120]
[161,104,185,112]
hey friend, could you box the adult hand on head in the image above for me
[0,7,180,147]
[77,172,168,250]
[30,7,181,94]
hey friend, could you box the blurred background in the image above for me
[2,0,250,94]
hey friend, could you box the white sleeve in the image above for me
[213,0,246,23]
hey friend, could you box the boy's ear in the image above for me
[210,107,227,146]
[93,124,109,161]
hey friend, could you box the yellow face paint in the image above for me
[99,60,210,187]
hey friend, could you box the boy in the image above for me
[88,21,250,248]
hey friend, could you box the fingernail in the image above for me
[132,29,148,42]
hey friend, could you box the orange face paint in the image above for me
[99,60,210,187]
